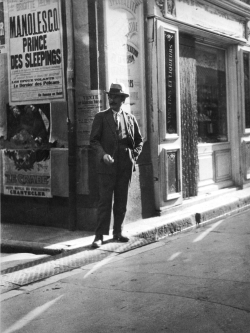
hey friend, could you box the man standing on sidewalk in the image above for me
[90,83,143,248]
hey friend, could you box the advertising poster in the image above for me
[76,91,104,146]
[0,0,6,53]
[3,149,52,197]
[8,0,65,103]
[105,0,146,139]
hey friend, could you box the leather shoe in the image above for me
[91,235,103,248]
[113,234,129,242]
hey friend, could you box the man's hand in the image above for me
[103,154,114,165]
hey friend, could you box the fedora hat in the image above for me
[106,83,129,98]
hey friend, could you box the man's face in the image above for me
[108,94,124,112]
[12,106,21,117]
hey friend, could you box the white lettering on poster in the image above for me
[3,149,52,198]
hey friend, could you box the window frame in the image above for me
[240,47,250,134]
[195,42,229,145]
[157,21,181,142]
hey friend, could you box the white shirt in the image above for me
[112,110,127,139]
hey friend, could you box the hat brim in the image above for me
[105,91,129,98]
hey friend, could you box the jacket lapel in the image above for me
[105,108,116,135]
[123,111,135,148]
[123,111,132,135]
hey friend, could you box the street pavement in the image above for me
[1,187,250,279]
[1,209,250,333]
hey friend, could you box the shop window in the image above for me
[196,44,228,143]
[6,103,50,148]
[243,52,250,129]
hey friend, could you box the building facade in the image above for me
[1,0,250,230]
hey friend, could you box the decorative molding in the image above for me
[214,149,232,182]
[155,0,165,16]
[247,21,250,41]
[155,0,176,17]
[166,0,176,16]
[206,0,250,19]
[163,148,181,200]
[245,142,250,179]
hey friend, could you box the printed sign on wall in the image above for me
[7,0,65,103]
[105,0,146,139]
[76,90,104,146]
[0,0,6,53]
[3,149,52,197]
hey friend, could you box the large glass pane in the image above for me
[196,44,227,143]
[243,52,250,129]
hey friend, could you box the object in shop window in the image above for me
[207,123,213,134]
[217,135,227,142]
[7,104,49,147]
[0,22,4,36]
[22,105,48,145]
[7,105,23,140]
[198,113,211,122]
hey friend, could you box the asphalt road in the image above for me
[1,210,250,333]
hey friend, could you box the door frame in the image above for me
[157,20,183,207]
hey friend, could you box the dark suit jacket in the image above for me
[90,108,143,174]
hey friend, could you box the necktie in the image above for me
[115,112,119,132]
[115,112,123,139]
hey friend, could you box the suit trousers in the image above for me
[95,146,133,235]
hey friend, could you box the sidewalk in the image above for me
[1,187,250,295]
[1,186,250,255]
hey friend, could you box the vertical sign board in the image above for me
[165,32,177,134]
[0,0,7,53]
[3,149,52,197]
[104,0,146,139]
[7,0,65,104]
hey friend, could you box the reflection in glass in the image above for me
[196,44,227,143]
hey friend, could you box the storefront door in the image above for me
[179,34,234,195]
[156,22,235,211]
[156,21,183,209]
